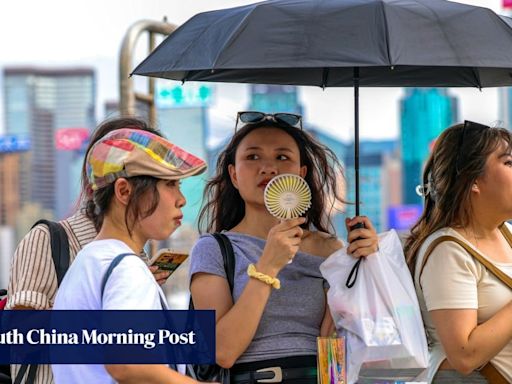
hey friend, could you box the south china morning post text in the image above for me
[0,310,215,365]
[0,328,196,349]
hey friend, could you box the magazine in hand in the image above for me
[149,248,189,274]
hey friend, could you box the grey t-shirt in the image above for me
[189,231,328,363]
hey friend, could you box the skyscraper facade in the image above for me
[249,84,303,115]
[499,88,512,129]
[157,106,209,228]
[3,67,96,219]
[343,140,399,234]
[400,88,458,205]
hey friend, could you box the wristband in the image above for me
[247,264,281,289]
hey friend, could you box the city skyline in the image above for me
[0,0,507,142]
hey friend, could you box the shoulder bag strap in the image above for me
[212,233,236,292]
[189,233,236,310]
[420,235,512,290]
[99,252,171,309]
[100,253,138,298]
[31,219,70,287]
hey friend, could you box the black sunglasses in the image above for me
[455,120,490,175]
[235,111,303,131]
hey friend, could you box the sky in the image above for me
[0,0,507,142]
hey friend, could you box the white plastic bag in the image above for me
[320,230,428,384]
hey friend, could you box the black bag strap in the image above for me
[13,364,37,384]
[13,221,70,384]
[212,233,236,293]
[189,233,235,310]
[31,220,70,287]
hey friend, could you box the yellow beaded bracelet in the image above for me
[247,264,281,289]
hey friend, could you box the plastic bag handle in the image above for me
[345,222,365,288]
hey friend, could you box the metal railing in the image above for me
[119,18,177,126]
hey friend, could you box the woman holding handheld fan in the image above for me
[189,111,379,383]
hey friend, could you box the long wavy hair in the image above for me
[404,123,512,275]
[198,120,346,234]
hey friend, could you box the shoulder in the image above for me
[190,234,224,265]
[190,234,228,277]
[417,229,480,280]
[62,211,96,238]
[418,228,474,262]
[191,234,222,255]
[14,223,52,258]
[301,230,344,258]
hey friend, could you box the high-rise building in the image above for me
[499,88,512,129]
[249,84,303,115]
[0,153,21,226]
[0,135,30,226]
[500,3,512,128]
[3,67,96,220]
[157,107,209,229]
[152,82,214,230]
[343,140,399,234]
[400,88,458,204]
[307,128,347,234]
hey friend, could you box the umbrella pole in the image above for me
[354,67,360,216]
[345,67,363,289]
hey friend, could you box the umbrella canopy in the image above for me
[132,0,512,217]
[133,0,512,88]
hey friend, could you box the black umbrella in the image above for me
[133,0,512,216]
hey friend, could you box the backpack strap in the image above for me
[13,364,37,384]
[420,234,512,290]
[31,220,70,287]
[11,221,70,384]
[100,253,167,309]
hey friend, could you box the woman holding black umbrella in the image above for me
[405,121,512,383]
[189,112,379,383]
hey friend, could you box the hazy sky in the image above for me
[0,0,506,141]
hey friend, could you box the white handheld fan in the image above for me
[264,173,312,220]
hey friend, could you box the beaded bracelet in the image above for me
[247,264,281,289]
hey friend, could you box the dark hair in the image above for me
[199,120,346,234]
[90,176,161,237]
[79,117,162,230]
[404,123,512,275]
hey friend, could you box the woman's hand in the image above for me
[259,217,306,273]
[345,216,378,258]
[149,266,171,286]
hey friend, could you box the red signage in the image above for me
[55,128,89,151]
[504,0,512,8]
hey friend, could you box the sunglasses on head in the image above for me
[235,111,303,131]
[455,120,490,175]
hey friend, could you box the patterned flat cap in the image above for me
[86,128,207,190]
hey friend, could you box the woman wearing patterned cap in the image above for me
[52,127,208,383]
[7,117,172,384]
